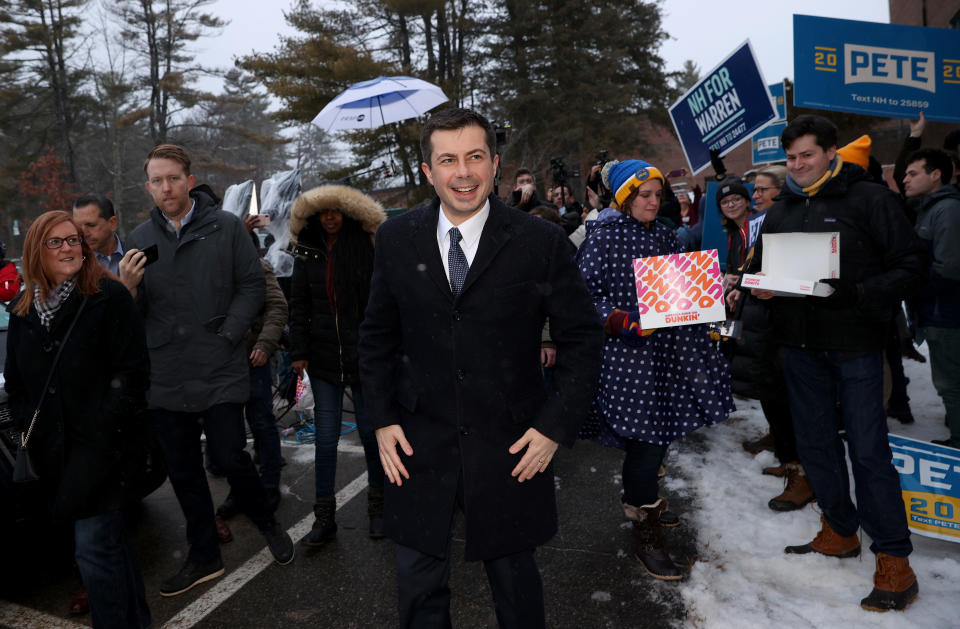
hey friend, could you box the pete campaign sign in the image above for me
[669,41,778,174]
[633,250,726,329]
[794,15,960,123]
[889,435,960,543]
[752,121,787,165]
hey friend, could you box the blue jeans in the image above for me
[74,511,151,629]
[247,363,282,488]
[923,326,960,447]
[780,347,911,556]
[310,376,385,500]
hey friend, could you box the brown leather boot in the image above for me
[762,464,787,477]
[860,553,919,612]
[768,463,815,512]
[784,515,860,558]
[622,499,682,581]
[742,433,775,455]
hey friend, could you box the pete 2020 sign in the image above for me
[890,434,960,543]
[794,15,960,123]
[668,41,778,175]
[633,250,726,329]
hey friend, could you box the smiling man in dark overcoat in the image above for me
[359,108,603,628]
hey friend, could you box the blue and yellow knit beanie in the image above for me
[602,159,665,207]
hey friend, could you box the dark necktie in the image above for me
[448,227,469,296]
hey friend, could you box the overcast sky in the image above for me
[203,0,890,104]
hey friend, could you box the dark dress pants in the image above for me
[779,347,912,556]
[395,474,545,628]
[396,544,544,629]
[152,402,275,564]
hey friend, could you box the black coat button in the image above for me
[460,426,469,436]
[456,369,465,382]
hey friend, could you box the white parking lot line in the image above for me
[161,471,369,629]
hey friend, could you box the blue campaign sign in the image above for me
[794,15,960,123]
[889,434,960,543]
[669,41,778,175]
[768,82,786,120]
[752,121,787,165]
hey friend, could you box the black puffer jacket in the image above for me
[288,186,386,386]
[747,163,928,351]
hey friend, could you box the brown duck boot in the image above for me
[768,463,815,512]
[300,497,337,547]
[742,432,775,455]
[784,515,860,558]
[622,499,682,581]
[860,553,919,612]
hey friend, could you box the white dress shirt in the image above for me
[436,200,490,284]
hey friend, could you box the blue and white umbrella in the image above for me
[311,76,449,133]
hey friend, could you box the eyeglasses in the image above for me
[753,186,775,195]
[44,235,82,249]
[720,197,746,208]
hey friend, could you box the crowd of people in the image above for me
[2,105,958,627]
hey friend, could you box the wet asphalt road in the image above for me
[0,417,698,629]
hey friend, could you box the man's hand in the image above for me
[508,428,558,482]
[541,347,556,368]
[909,112,926,138]
[749,272,775,300]
[292,359,309,378]
[250,348,268,367]
[726,288,742,309]
[585,186,600,210]
[118,249,147,297]
[519,183,535,205]
[376,425,413,486]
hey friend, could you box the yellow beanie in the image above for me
[837,135,871,170]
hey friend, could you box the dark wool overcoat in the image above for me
[359,195,604,561]
[4,278,150,519]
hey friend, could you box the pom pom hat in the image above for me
[602,159,665,207]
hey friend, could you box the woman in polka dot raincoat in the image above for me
[575,159,734,581]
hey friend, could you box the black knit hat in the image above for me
[716,182,750,207]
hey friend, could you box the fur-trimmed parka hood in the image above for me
[289,184,387,244]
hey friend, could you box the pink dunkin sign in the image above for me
[632,249,727,329]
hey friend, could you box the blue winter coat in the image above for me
[576,210,734,447]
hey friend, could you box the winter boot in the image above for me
[768,463,815,512]
[742,433,775,455]
[622,499,682,581]
[762,464,787,477]
[368,486,385,539]
[658,497,680,528]
[300,497,337,547]
[860,553,919,612]
[784,515,860,558]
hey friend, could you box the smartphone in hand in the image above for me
[142,244,159,266]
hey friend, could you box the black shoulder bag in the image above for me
[13,296,88,483]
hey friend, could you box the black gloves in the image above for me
[820,278,861,308]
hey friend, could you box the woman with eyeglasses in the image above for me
[4,211,151,628]
[751,165,786,213]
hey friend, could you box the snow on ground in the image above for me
[673,346,960,628]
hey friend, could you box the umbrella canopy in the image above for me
[311,76,449,133]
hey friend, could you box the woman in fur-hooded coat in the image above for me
[288,185,389,543]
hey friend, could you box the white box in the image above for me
[741,232,839,297]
